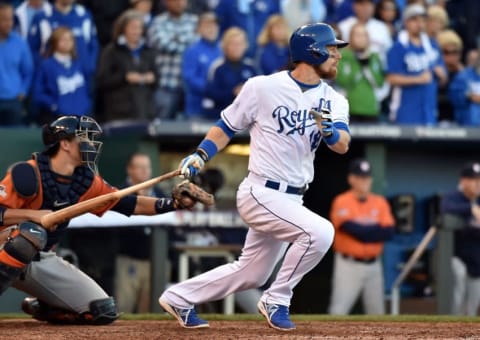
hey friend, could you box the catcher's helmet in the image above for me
[289,23,348,65]
[42,116,103,172]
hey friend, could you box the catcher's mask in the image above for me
[42,116,103,173]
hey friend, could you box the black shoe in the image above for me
[21,297,79,324]
[21,297,43,317]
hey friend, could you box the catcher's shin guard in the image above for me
[0,222,47,295]
[88,297,120,325]
[22,297,119,325]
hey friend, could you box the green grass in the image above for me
[2,313,479,323]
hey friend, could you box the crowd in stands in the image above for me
[1,0,480,126]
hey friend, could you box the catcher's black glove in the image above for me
[172,180,215,209]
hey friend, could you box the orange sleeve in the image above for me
[0,171,30,211]
[0,159,43,210]
[0,160,43,230]
[77,175,120,216]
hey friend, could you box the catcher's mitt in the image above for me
[172,180,215,209]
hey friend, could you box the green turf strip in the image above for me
[1,313,479,322]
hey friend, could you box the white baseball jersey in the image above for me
[221,70,349,187]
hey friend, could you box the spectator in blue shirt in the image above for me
[14,0,52,39]
[203,27,257,119]
[215,0,280,58]
[28,0,99,77]
[182,12,222,120]
[0,3,33,126]
[386,4,446,125]
[32,26,92,124]
[449,49,480,126]
[255,14,290,75]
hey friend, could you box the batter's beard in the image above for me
[315,65,337,80]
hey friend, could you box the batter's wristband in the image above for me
[197,139,217,162]
[155,198,176,213]
[324,128,340,145]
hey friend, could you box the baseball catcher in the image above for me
[0,115,213,325]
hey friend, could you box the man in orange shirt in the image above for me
[328,158,395,315]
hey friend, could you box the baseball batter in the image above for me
[0,116,202,325]
[159,23,351,331]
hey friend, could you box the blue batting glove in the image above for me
[321,120,340,145]
[311,109,334,137]
[321,120,334,137]
[179,152,205,179]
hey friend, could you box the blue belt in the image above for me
[264,180,307,195]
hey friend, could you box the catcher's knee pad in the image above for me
[0,222,47,295]
[86,297,119,325]
[2,222,47,265]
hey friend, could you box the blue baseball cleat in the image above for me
[257,300,296,331]
[159,298,209,329]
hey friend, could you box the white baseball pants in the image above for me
[160,176,335,308]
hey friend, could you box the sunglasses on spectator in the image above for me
[442,49,461,55]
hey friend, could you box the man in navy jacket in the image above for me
[441,162,480,316]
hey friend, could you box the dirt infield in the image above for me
[1,319,480,340]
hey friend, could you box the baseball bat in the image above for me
[309,109,332,121]
[40,169,181,230]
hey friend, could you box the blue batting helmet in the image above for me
[289,23,348,65]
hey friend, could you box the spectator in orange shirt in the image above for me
[328,158,395,315]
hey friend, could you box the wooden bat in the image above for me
[40,169,181,230]
[309,109,332,121]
